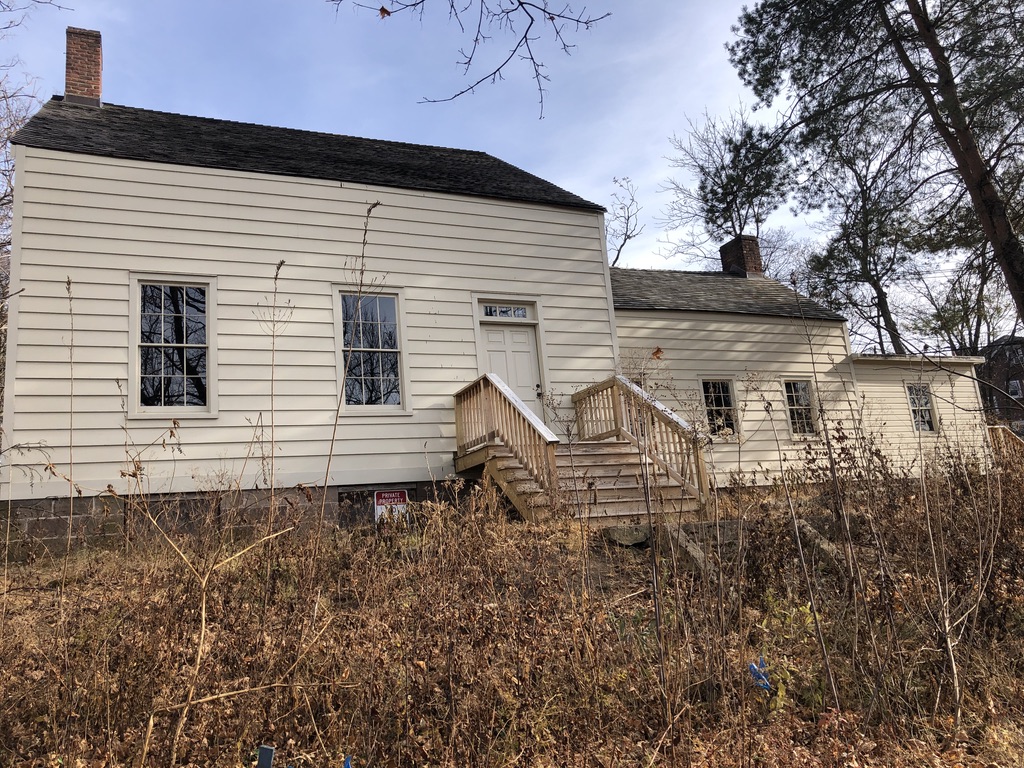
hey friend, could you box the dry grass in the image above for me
[2,468,1024,767]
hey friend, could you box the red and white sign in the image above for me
[374,489,409,521]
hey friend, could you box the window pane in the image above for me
[342,316,356,348]
[344,376,365,405]
[140,347,162,377]
[362,321,382,349]
[363,350,381,378]
[163,375,185,407]
[161,347,185,376]
[341,294,359,323]
[343,349,361,377]
[140,376,161,406]
[380,352,399,379]
[381,375,401,405]
[377,296,397,324]
[141,284,163,313]
[185,348,207,376]
[185,376,207,406]
[350,320,365,350]
[186,313,206,345]
[362,297,381,323]
[141,313,161,343]
[163,285,185,314]
[185,286,206,316]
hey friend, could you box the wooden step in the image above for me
[471,438,701,524]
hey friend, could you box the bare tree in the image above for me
[2,1,56,409]
[605,176,643,267]
[329,1,609,114]
[662,106,793,263]
[1,1,61,32]
[1,72,34,260]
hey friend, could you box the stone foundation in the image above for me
[1,480,447,559]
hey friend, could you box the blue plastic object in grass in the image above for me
[749,656,771,692]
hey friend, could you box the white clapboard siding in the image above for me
[852,358,988,470]
[4,147,618,499]
[613,309,861,486]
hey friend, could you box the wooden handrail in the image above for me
[572,375,708,499]
[988,425,1024,461]
[454,373,560,494]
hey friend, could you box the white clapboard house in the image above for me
[1,29,990,546]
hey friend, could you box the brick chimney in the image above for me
[719,234,763,277]
[65,27,102,106]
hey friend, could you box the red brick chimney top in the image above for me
[65,27,102,107]
[719,234,763,277]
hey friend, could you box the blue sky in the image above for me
[6,0,762,267]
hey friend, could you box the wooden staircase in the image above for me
[454,374,707,523]
[482,441,702,522]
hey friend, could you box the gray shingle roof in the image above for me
[13,97,603,212]
[610,267,845,322]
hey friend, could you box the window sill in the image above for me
[130,408,219,421]
[338,406,414,418]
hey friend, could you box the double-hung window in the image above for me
[340,293,402,407]
[907,383,936,431]
[702,380,737,435]
[784,380,816,435]
[136,279,212,412]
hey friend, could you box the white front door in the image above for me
[481,323,544,419]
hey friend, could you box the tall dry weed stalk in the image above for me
[313,200,382,568]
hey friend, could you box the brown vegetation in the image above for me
[2,455,1024,766]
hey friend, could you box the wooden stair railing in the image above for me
[572,375,709,500]
[454,373,560,496]
[988,425,1024,463]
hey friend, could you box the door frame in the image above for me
[471,293,552,415]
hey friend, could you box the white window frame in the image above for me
[1008,379,1022,399]
[783,379,817,437]
[906,382,937,432]
[700,378,738,436]
[128,273,218,419]
[332,286,411,415]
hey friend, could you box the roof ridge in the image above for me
[611,266,736,277]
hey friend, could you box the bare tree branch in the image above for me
[331,0,610,115]
[606,176,643,267]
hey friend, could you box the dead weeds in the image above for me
[2,477,1024,767]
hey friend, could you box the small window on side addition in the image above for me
[1008,379,1022,399]
[702,380,736,435]
[784,380,816,435]
[907,383,936,432]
